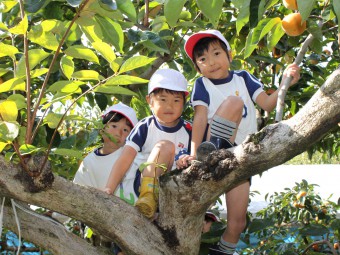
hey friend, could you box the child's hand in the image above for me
[103,187,113,194]
[176,154,195,169]
[282,63,300,87]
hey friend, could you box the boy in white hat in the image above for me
[74,102,139,203]
[104,69,192,219]
[184,30,300,255]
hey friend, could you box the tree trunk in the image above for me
[0,70,339,254]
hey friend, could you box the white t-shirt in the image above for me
[73,147,138,205]
[190,70,264,144]
[126,115,192,171]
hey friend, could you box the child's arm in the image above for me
[104,145,137,194]
[191,105,209,158]
[256,63,300,111]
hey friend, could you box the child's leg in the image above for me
[210,181,250,255]
[197,96,243,161]
[135,140,175,218]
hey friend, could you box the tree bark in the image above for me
[0,69,339,254]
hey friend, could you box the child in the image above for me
[74,102,138,203]
[184,30,300,255]
[104,69,192,219]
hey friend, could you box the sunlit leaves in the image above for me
[0,121,19,142]
[105,75,148,86]
[15,49,50,77]
[52,148,83,159]
[0,43,19,59]
[28,25,59,51]
[44,112,62,129]
[60,56,75,80]
[232,0,250,35]
[47,80,84,94]
[19,144,40,155]
[0,1,18,13]
[332,0,340,29]
[196,0,223,27]
[0,78,25,93]
[72,70,103,81]
[164,0,186,27]
[92,41,116,64]
[116,0,136,23]
[7,94,26,110]
[64,45,99,64]
[0,100,17,122]
[119,56,156,74]
[94,15,124,53]
[94,86,138,96]
[8,15,28,35]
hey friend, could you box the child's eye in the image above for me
[214,51,221,56]
[197,57,205,63]
[123,128,130,133]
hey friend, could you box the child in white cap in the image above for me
[74,102,139,203]
[104,69,192,219]
[184,30,300,255]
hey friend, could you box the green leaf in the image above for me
[141,31,170,53]
[164,0,186,27]
[94,85,138,96]
[232,0,250,34]
[267,21,285,50]
[105,75,149,86]
[64,45,99,64]
[333,0,340,30]
[19,144,40,155]
[92,41,116,64]
[7,94,26,110]
[248,218,275,233]
[0,43,19,59]
[297,0,316,22]
[30,68,49,78]
[60,56,74,80]
[0,101,18,121]
[15,49,50,77]
[28,27,59,51]
[98,0,117,11]
[66,0,82,7]
[116,0,136,23]
[0,142,8,153]
[0,1,18,13]
[8,15,28,35]
[94,15,124,53]
[47,80,84,93]
[249,0,261,28]
[0,121,19,142]
[298,224,329,236]
[196,0,223,27]
[72,70,103,81]
[44,113,63,129]
[0,78,25,93]
[0,69,10,77]
[52,148,83,159]
[24,0,51,13]
[119,56,156,74]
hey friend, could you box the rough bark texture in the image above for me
[0,70,339,254]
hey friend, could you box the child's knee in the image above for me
[155,140,175,155]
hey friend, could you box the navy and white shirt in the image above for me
[190,70,264,144]
[126,115,192,170]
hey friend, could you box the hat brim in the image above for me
[185,33,220,60]
[102,110,136,127]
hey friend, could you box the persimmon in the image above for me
[283,0,298,10]
[312,244,319,251]
[296,190,307,199]
[282,13,306,36]
[334,242,339,249]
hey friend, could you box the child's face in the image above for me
[147,90,184,127]
[195,41,232,80]
[102,118,132,148]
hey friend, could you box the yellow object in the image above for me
[135,177,158,218]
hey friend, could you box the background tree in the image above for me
[0,0,339,254]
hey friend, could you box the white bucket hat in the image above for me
[102,102,138,127]
[148,69,189,96]
[184,29,231,60]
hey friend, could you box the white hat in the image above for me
[148,69,189,96]
[184,30,231,60]
[102,102,138,127]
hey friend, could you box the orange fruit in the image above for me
[312,244,319,251]
[282,13,307,36]
[334,242,339,249]
[283,0,298,10]
[296,190,307,199]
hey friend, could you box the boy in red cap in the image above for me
[185,30,300,255]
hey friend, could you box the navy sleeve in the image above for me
[126,117,150,152]
[190,77,210,106]
[237,70,263,99]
